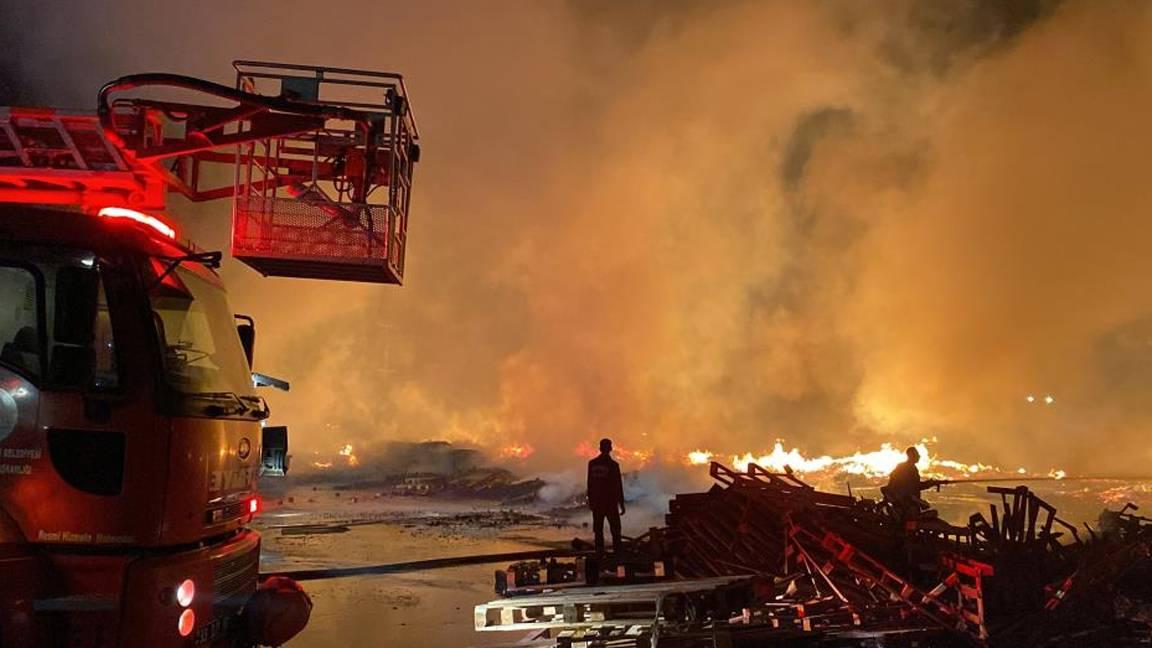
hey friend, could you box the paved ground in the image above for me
[256,477,1152,646]
[255,487,583,647]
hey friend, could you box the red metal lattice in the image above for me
[226,62,418,284]
[232,197,403,283]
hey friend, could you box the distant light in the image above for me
[97,206,176,239]
[1017,468,1027,474]
[1025,395,1035,403]
[1044,395,1055,405]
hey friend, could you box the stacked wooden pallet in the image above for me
[475,576,747,634]
[475,462,1152,647]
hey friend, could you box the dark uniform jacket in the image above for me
[587,454,624,513]
[886,460,921,503]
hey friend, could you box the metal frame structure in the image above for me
[226,62,419,283]
[1,60,420,284]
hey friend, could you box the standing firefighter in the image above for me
[587,438,626,554]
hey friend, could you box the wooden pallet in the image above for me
[474,577,748,633]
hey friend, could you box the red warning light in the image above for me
[97,206,176,239]
[177,608,196,637]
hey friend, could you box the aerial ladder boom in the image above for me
[1,60,420,283]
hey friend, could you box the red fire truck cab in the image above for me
[0,206,270,645]
[0,61,418,646]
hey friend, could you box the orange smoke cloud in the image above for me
[16,2,1152,478]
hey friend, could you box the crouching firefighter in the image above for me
[881,446,944,520]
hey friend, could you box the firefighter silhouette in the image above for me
[587,438,626,554]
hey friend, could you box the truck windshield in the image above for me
[149,263,255,398]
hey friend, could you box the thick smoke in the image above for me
[4,1,1151,475]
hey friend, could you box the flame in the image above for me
[575,441,653,467]
[692,440,1000,480]
[687,450,713,465]
[336,444,360,467]
[621,448,653,466]
[305,444,358,468]
[499,443,535,460]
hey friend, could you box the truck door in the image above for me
[0,245,168,547]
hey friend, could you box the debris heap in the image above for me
[476,462,1152,647]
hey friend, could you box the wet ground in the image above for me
[255,486,584,647]
[257,477,1152,647]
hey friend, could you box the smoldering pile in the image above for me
[287,440,545,504]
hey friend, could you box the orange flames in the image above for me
[687,440,1000,480]
[311,443,359,470]
[338,443,360,467]
[498,443,535,460]
[575,441,653,467]
[687,450,714,465]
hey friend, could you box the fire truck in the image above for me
[0,61,419,646]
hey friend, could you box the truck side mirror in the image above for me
[261,425,290,477]
[235,314,255,369]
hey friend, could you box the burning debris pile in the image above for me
[476,462,1152,647]
[309,440,477,473]
[686,441,1038,482]
[295,441,545,503]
